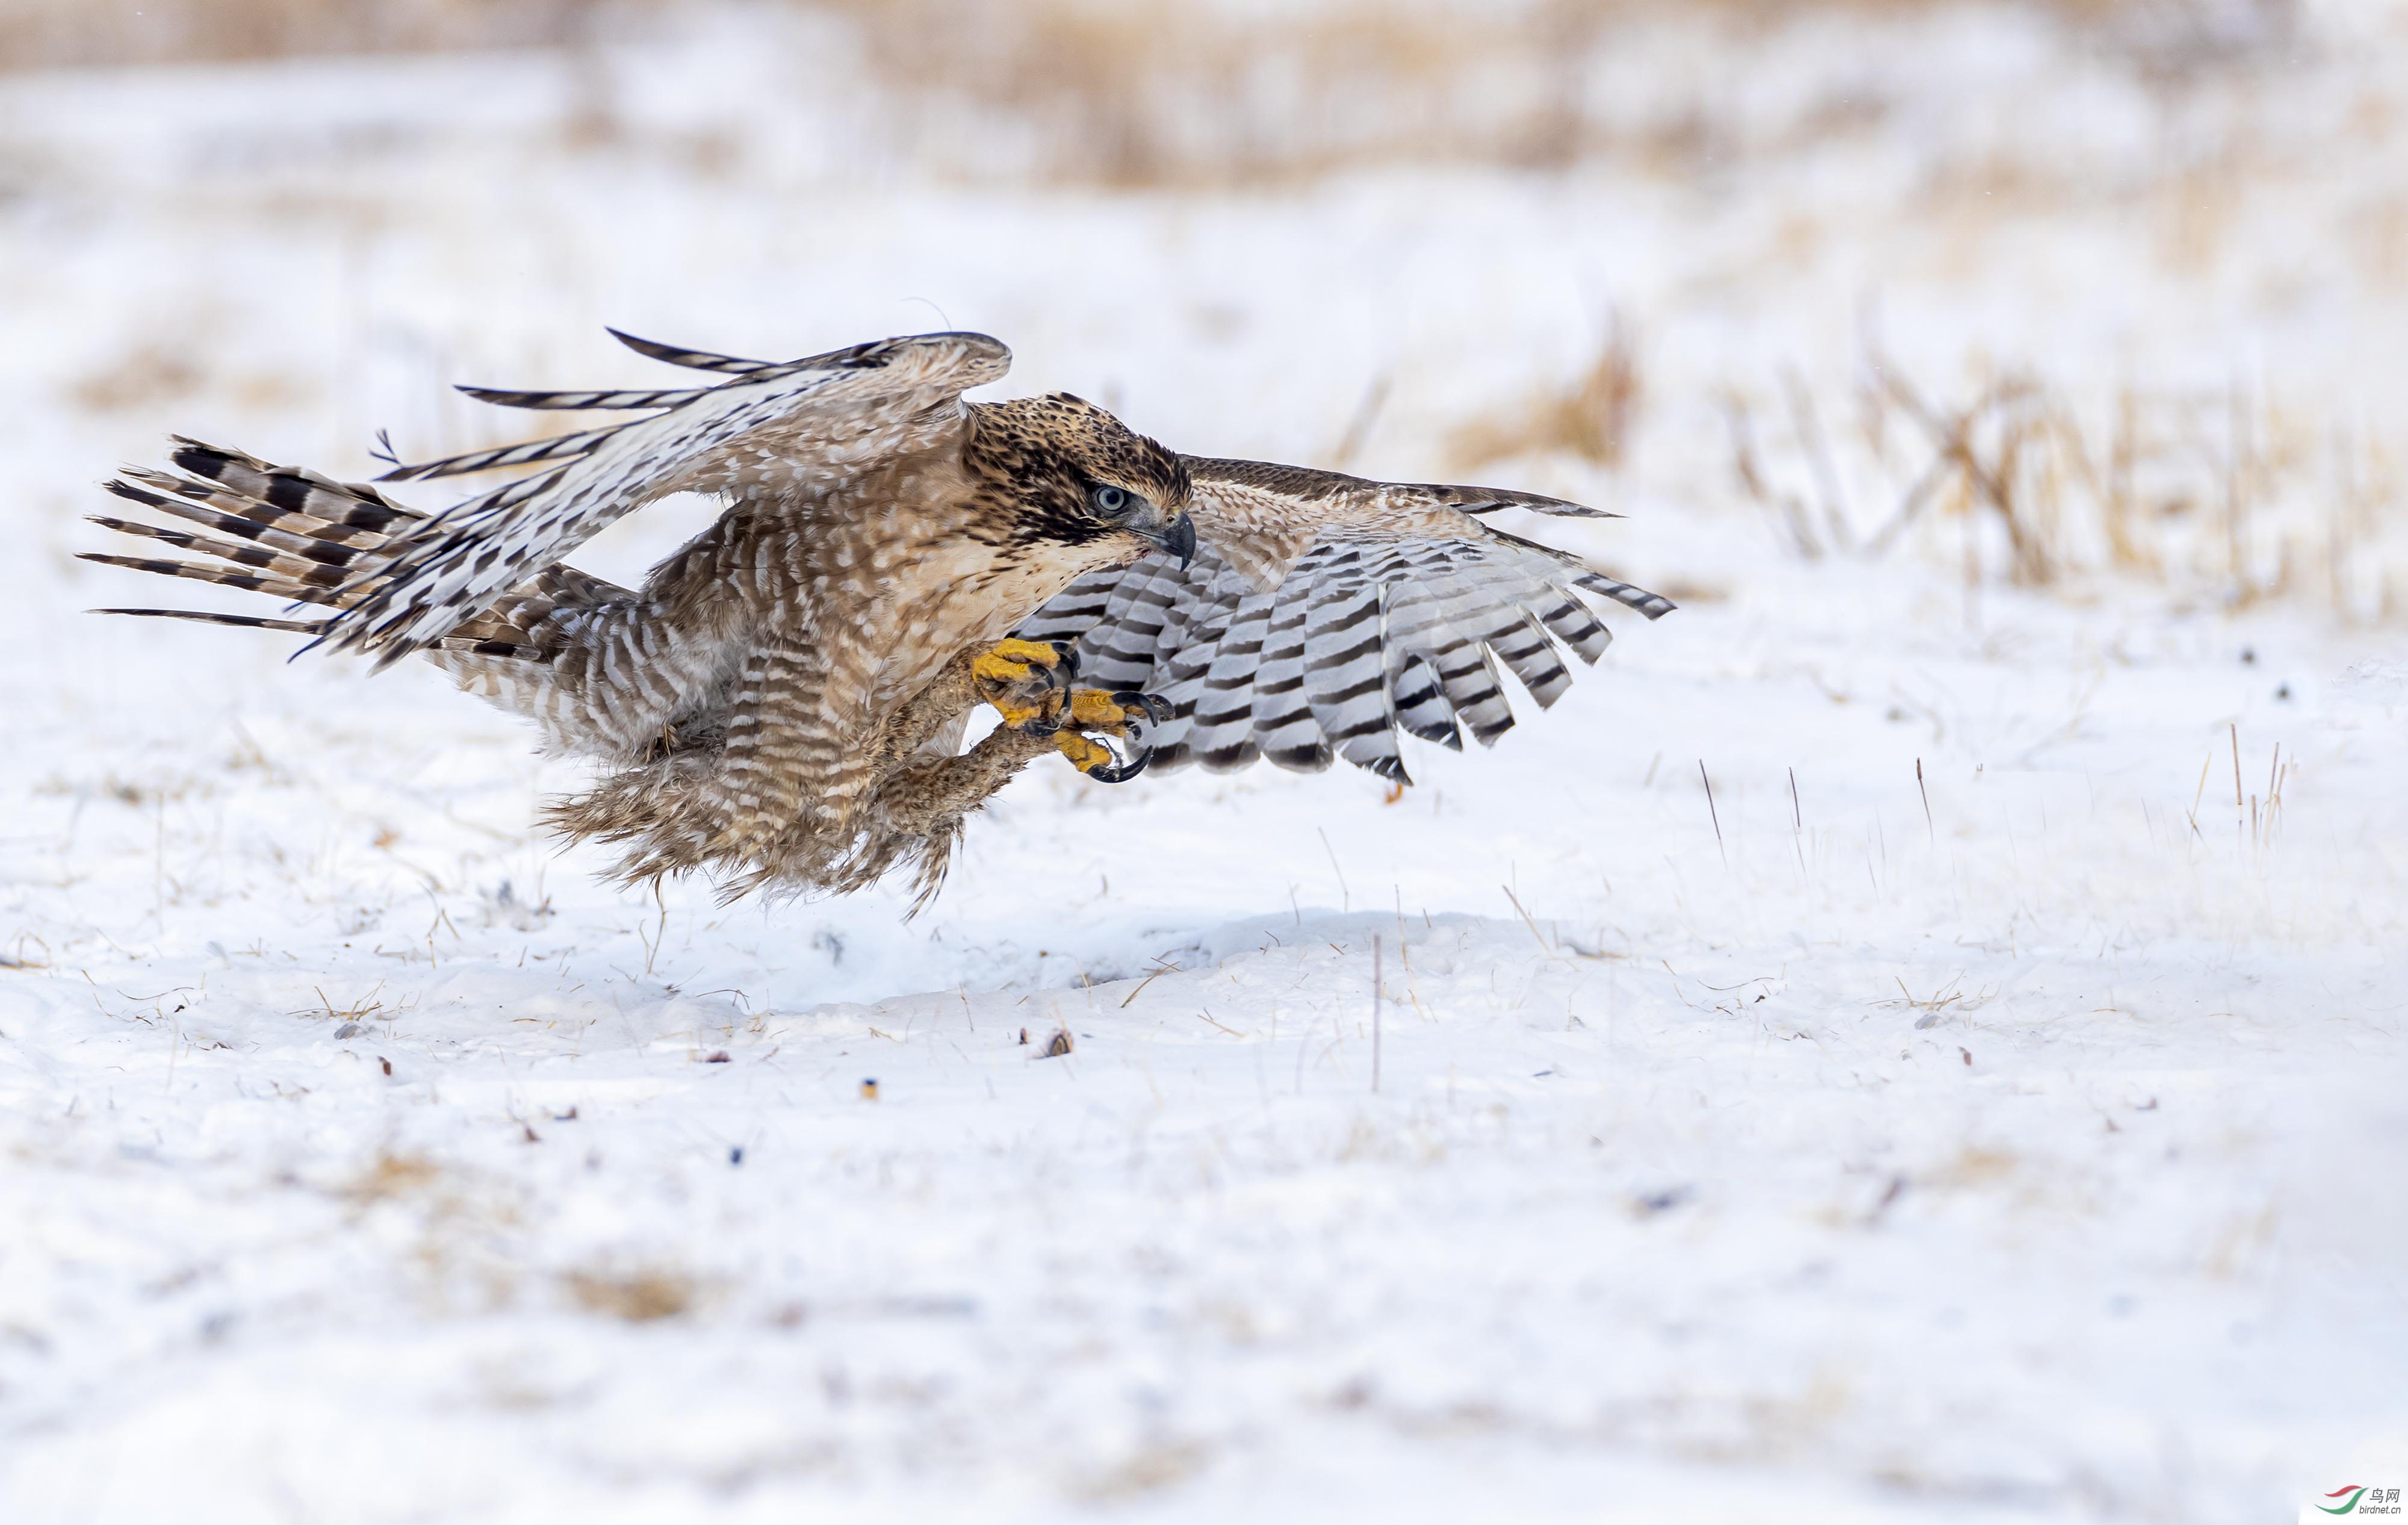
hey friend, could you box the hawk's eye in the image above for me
[1091,485,1132,517]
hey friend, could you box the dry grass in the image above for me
[1720,345,2407,620]
[343,1150,440,1204]
[0,0,606,71]
[5,2,2300,185]
[816,0,2296,187]
[562,1266,698,1322]
[1450,312,1642,472]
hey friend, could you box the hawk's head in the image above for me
[970,393,1197,571]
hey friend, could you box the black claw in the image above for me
[1084,742,1153,784]
[1113,690,1173,725]
[1048,641,1080,687]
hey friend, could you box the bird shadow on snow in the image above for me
[807,906,1593,1035]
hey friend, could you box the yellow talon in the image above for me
[1067,689,1134,728]
[972,638,1068,686]
[1055,732,1113,771]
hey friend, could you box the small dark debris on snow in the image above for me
[1869,1175,1910,1223]
[378,1057,392,1076]
[2276,683,2291,700]
[1633,1186,1693,1216]
[522,1125,541,1144]
[553,1106,578,1122]
[1960,1047,1973,1066]
[859,1078,880,1100]
[1041,1030,1074,1058]
[703,1051,730,1064]
[729,1146,744,1166]
[2240,647,2257,664]
[333,1022,363,1039]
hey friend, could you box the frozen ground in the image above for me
[2,5,2406,1521]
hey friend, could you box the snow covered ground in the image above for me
[2,4,2405,1520]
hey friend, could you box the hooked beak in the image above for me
[1139,511,1197,570]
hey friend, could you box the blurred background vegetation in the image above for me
[1,0,2394,621]
[1,0,2305,185]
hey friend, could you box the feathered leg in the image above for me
[811,645,1173,905]
[557,640,1167,899]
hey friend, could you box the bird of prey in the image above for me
[85,328,1672,905]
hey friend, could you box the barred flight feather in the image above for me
[317,331,1011,663]
[606,328,773,374]
[456,384,703,411]
[376,425,625,483]
[1016,456,1672,782]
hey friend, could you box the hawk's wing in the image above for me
[1016,457,1672,784]
[318,329,1011,663]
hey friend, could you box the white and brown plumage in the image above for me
[85,328,1671,906]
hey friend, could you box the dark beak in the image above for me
[1143,512,1197,571]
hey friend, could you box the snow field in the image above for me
[4,5,2407,1520]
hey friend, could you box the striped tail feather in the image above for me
[84,441,565,662]
[109,471,404,559]
[79,548,344,612]
[82,517,353,597]
[163,438,422,533]
[94,606,323,634]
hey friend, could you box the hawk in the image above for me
[85,329,1672,905]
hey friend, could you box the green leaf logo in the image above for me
[2321,1486,2368,1515]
